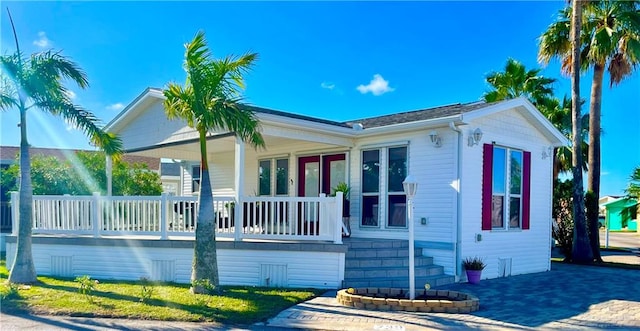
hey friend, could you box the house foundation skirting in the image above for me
[5,236,347,289]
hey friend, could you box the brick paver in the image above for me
[266,262,640,330]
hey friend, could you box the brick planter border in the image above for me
[336,288,479,313]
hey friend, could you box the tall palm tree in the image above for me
[539,0,640,262]
[0,14,122,283]
[482,58,587,180]
[164,31,264,293]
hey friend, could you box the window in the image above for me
[387,147,407,228]
[361,150,380,227]
[191,165,201,193]
[258,158,289,196]
[361,146,408,228]
[482,144,531,231]
[258,160,271,196]
[276,159,289,195]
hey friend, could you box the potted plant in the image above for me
[462,256,486,284]
[331,182,351,218]
[332,182,351,237]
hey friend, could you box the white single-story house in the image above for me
[6,88,567,288]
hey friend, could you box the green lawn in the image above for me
[0,257,324,325]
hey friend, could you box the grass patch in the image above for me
[0,258,323,325]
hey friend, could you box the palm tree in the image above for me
[568,0,592,263]
[539,0,640,262]
[483,58,557,106]
[164,31,264,293]
[0,13,122,283]
[482,58,587,180]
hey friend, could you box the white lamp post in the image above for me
[403,174,418,299]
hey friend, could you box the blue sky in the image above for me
[1,1,638,196]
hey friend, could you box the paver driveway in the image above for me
[266,262,640,330]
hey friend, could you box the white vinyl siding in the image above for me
[6,241,344,289]
[461,108,554,279]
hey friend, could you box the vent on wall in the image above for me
[260,264,288,287]
[51,256,73,277]
[152,260,176,282]
[498,257,512,277]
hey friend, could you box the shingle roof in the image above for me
[344,101,494,129]
[146,87,498,130]
[0,146,161,171]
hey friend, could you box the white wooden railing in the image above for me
[9,192,343,243]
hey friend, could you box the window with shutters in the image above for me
[482,144,530,231]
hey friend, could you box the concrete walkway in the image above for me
[2,262,639,330]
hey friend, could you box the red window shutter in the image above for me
[522,151,531,230]
[481,144,493,230]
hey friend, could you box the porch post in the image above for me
[106,155,113,196]
[334,192,343,244]
[160,192,168,239]
[92,192,101,238]
[234,136,245,241]
[10,191,19,236]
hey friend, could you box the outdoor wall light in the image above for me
[429,130,442,148]
[542,146,554,160]
[468,128,483,147]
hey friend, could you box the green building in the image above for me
[602,198,638,231]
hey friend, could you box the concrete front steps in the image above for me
[343,238,455,289]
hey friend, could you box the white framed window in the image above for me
[491,147,522,229]
[191,165,201,193]
[258,158,289,196]
[361,145,408,229]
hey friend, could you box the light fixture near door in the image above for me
[468,128,483,147]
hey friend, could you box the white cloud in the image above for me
[64,90,77,100]
[33,31,51,48]
[106,103,125,111]
[321,82,335,90]
[356,74,395,96]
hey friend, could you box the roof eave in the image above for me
[462,97,569,147]
[104,88,165,133]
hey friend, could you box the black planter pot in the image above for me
[343,199,350,218]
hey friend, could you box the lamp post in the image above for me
[403,174,418,299]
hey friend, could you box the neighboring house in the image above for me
[601,198,638,231]
[599,195,623,217]
[6,88,567,287]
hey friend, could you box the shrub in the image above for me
[139,277,155,303]
[75,275,98,302]
[552,179,574,260]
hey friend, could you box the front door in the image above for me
[298,154,346,197]
[297,154,346,234]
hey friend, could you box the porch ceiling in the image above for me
[127,134,345,161]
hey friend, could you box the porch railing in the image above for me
[9,192,343,243]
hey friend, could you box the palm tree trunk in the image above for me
[8,105,38,284]
[190,130,220,294]
[570,0,593,263]
[586,62,605,262]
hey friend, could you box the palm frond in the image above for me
[165,31,263,150]
[538,8,571,65]
[30,50,89,88]
[33,98,122,156]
